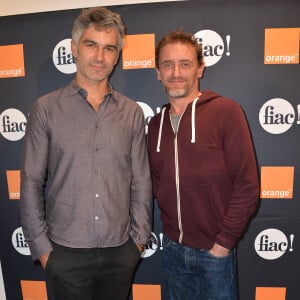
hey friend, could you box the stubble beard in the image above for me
[86,64,114,83]
[76,56,115,83]
[165,86,188,99]
[163,76,189,99]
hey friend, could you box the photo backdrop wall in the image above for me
[0,0,299,299]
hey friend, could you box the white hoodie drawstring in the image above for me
[156,96,199,151]
[190,97,199,143]
[156,106,166,152]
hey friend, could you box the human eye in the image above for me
[181,61,192,69]
[85,41,96,48]
[104,46,117,53]
[160,62,173,70]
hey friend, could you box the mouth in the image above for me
[90,62,106,71]
[168,80,185,87]
[168,77,185,84]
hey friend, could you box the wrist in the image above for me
[136,244,145,252]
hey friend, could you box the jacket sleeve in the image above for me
[129,106,153,245]
[20,101,53,260]
[215,103,259,249]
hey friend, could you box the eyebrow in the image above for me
[82,39,118,50]
[160,59,192,64]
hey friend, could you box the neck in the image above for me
[169,92,201,116]
[76,76,109,111]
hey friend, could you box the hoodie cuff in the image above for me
[215,232,236,250]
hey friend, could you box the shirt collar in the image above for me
[67,79,117,103]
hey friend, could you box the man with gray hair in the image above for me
[20,7,152,300]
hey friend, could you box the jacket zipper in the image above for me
[169,113,184,243]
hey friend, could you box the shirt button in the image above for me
[95,216,99,220]
[95,193,99,198]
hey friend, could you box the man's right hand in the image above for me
[39,252,51,270]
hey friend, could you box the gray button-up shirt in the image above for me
[20,80,152,260]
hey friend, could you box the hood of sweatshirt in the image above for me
[156,90,220,152]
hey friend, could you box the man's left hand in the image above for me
[136,244,145,253]
[209,243,230,257]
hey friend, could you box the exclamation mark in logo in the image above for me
[159,233,164,250]
[226,35,231,56]
[297,105,300,124]
[289,234,294,252]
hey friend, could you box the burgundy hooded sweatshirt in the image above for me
[148,90,259,250]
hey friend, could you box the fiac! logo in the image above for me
[259,98,299,134]
[0,108,27,141]
[137,101,161,134]
[53,39,76,74]
[193,30,231,67]
[12,227,31,256]
[141,232,164,258]
[255,228,294,260]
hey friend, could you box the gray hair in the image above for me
[72,7,125,51]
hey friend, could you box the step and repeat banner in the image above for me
[0,0,183,16]
[0,0,299,299]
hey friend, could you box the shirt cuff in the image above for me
[27,233,53,261]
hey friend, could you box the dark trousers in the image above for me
[45,238,141,300]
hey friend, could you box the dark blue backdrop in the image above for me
[0,1,299,299]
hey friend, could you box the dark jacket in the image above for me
[148,91,259,250]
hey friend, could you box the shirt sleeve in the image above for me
[20,100,53,260]
[147,115,162,199]
[215,103,259,249]
[129,106,153,245]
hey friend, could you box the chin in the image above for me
[167,89,187,98]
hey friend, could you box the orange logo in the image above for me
[0,44,25,78]
[132,284,161,300]
[6,170,20,200]
[264,28,300,64]
[122,34,155,69]
[256,287,286,300]
[20,280,47,300]
[260,166,294,199]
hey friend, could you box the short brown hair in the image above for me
[155,30,204,68]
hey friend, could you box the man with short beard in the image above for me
[148,30,259,300]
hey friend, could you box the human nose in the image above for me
[172,63,181,76]
[94,46,104,61]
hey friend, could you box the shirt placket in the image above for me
[92,105,103,243]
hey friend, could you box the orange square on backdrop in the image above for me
[21,280,47,300]
[6,170,21,200]
[0,44,25,77]
[264,28,299,64]
[256,287,286,300]
[122,34,155,69]
[132,284,161,300]
[260,166,294,198]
